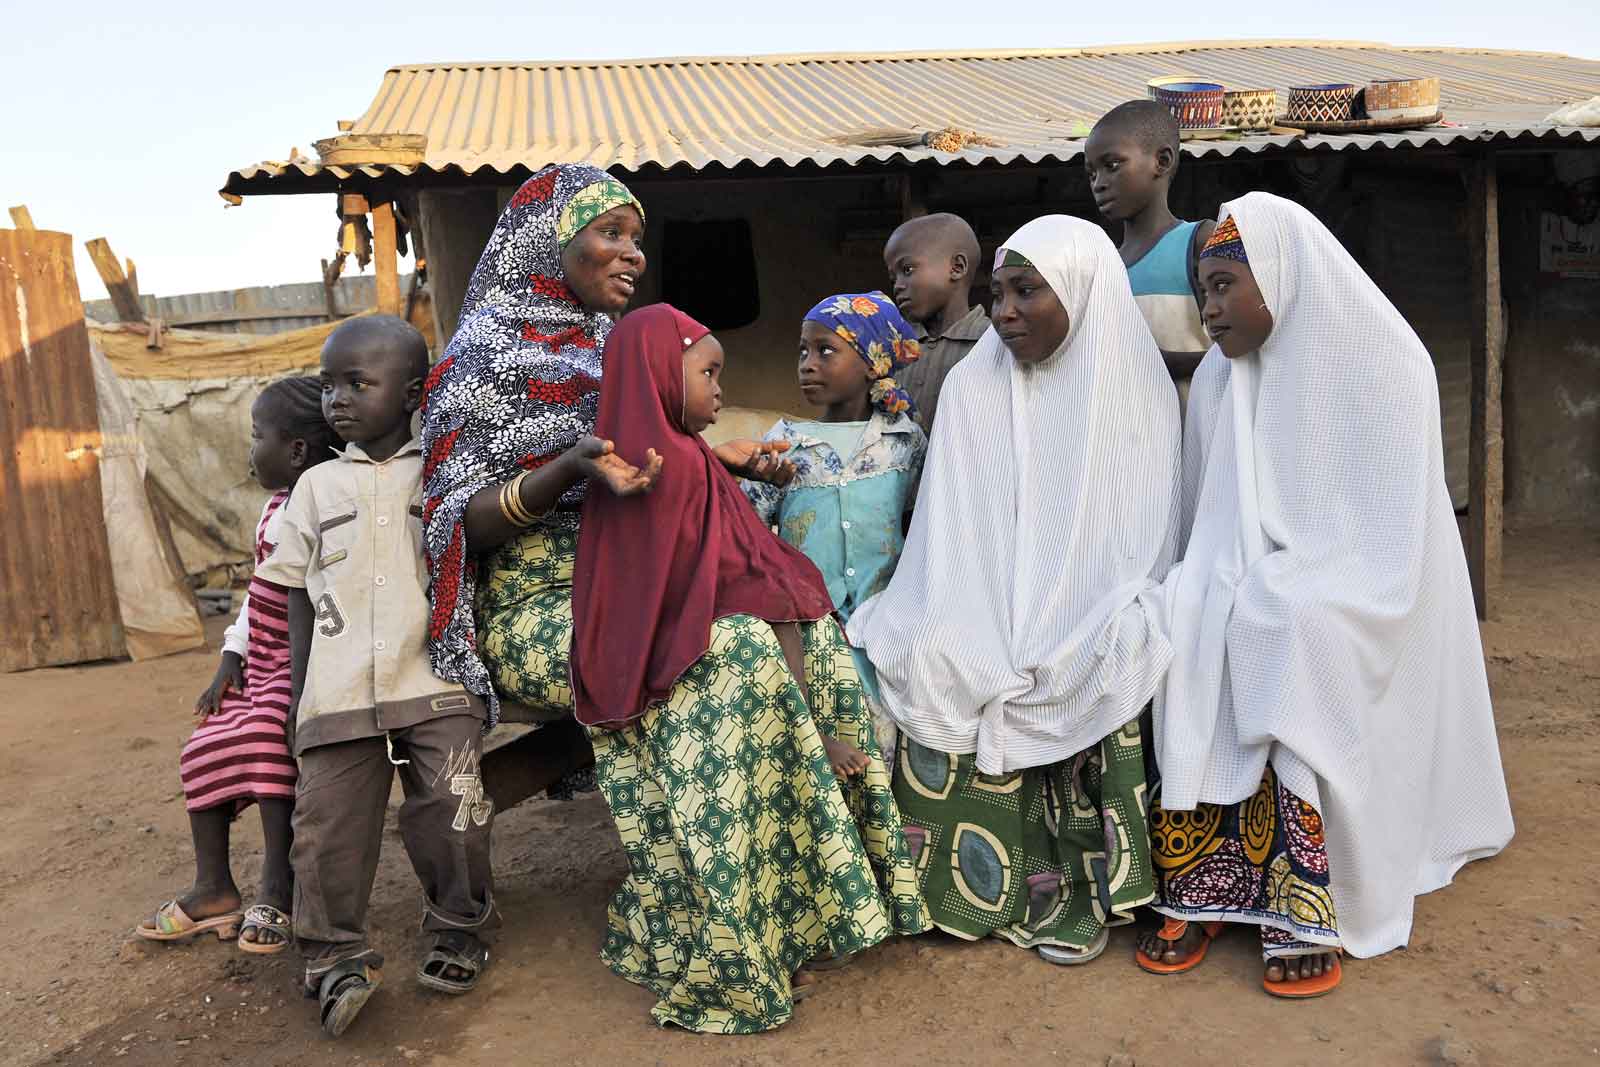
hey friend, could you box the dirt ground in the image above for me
[3,525,1597,1067]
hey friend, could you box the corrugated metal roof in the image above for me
[223,40,1600,194]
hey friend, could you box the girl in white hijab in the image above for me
[1137,192,1513,997]
[848,215,1180,964]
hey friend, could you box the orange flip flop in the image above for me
[1136,919,1223,975]
[1263,953,1342,999]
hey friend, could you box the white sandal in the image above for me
[1037,927,1110,966]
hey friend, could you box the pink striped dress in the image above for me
[179,491,297,812]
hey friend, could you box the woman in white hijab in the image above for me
[1136,193,1513,997]
[848,215,1181,964]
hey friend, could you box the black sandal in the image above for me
[417,930,489,995]
[316,956,383,1038]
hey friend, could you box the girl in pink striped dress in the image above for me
[138,377,339,953]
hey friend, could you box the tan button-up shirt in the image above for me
[899,303,991,434]
[256,439,482,754]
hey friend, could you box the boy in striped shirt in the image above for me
[1086,100,1215,408]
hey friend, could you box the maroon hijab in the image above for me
[571,304,834,729]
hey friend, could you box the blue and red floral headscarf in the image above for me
[420,162,644,725]
[803,292,923,418]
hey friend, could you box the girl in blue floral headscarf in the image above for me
[741,291,929,772]
[802,291,922,418]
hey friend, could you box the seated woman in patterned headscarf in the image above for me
[420,163,794,737]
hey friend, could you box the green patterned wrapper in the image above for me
[591,614,928,1033]
[893,716,1155,950]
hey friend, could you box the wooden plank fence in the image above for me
[0,228,124,671]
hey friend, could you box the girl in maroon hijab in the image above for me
[571,304,927,1034]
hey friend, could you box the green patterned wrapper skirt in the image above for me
[480,529,926,1031]
[892,715,1155,951]
[476,525,581,712]
[590,614,929,1033]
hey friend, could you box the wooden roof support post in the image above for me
[1467,154,1504,621]
[84,237,146,323]
[897,172,928,221]
[372,200,401,316]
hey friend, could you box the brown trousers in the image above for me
[291,713,498,977]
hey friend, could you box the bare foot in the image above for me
[1137,921,1209,967]
[820,732,870,778]
[1265,952,1339,984]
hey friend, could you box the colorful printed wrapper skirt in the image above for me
[1150,762,1341,959]
[892,715,1155,951]
[589,614,929,1033]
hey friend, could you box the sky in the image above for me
[5,2,1595,304]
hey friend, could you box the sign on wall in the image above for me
[1540,153,1600,279]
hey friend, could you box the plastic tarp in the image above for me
[90,319,332,585]
[88,335,206,660]
[92,311,786,591]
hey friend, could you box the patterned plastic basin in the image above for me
[1285,83,1360,123]
[1146,78,1226,129]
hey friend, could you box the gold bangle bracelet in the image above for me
[502,476,528,527]
[500,470,537,527]
[499,475,525,527]
[503,476,526,527]
[513,470,539,525]
[497,480,516,526]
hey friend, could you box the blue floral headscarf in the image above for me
[803,291,923,417]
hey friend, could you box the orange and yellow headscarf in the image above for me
[803,291,923,417]
[1199,214,1248,264]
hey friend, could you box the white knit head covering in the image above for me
[849,214,1181,773]
[1153,191,1513,957]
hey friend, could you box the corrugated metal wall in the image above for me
[1,229,125,671]
[85,272,419,336]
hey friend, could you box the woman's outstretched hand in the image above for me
[715,439,796,487]
[574,435,662,496]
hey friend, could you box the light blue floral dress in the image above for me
[742,412,926,752]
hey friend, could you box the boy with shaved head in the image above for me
[1086,100,1215,390]
[258,315,498,1036]
[884,212,989,434]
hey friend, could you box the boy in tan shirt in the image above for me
[883,212,990,436]
[258,316,496,1037]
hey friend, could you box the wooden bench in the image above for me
[480,700,595,812]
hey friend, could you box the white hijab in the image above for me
[848,215,1181,773]
[1151,192,1513,957]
